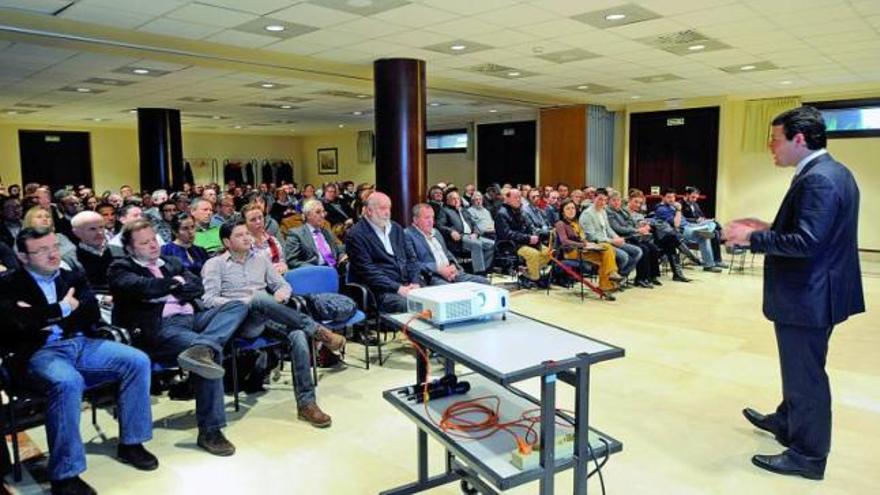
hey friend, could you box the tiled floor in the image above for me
[5,254,878,494]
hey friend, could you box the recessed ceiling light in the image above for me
[76,87,92,93]
[6,110,18,115]
[280,105,292,109]
[233,125,242,129]
[450,44,467,51]
[577,85,589,90]
[92,118,103,122]
[260,82,276,88]
[264,25,285,32]
[605,13,626,21]
[290,129,295,132]
[488,109,498,113]
[129,109,137,114]
[740,65,756,71]
[352,111,363,116]
[338,124,345,128]
[780,80,793,85]
[688,44,706,51]
[132,68,150,75]
[507,71,521,77]
[630,95,641,99]
[429,102,441,107]
[212,115,222,120]
[356,94,369,99]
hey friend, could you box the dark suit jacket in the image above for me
[284,224,345,269]
[436,205,480,252]
[750,153,865,327]
[0,267,99,375]
[405,226,462,279]
[108,256,204,350]
[0,222,17,248]
[346,218,420,295]
[323,199,353,227]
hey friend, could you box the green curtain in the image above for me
[741,97,801,152]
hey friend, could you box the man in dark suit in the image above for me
[284,199,346,271]
[346,192,420,313]
[0,228,157,495]
[725,106,864,480]
[436,189,494,274]
[405,203,489,286]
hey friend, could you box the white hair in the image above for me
[70,210,103,229]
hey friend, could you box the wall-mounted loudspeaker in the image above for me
[357,130,374,163]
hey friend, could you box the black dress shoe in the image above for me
[117,443,159,471]
[651,278,663,286]
[197,429,236,456]
[635,279,654,289]
[751,450,825,480]
[51,476,97,495]
[742,408,789,447]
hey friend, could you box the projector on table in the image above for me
[406,282,509,329]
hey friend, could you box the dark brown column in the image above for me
[373,58,427,225]
[137,108,183,192]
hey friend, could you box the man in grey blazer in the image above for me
[579,188,642,281]
[284,199,346,271]
[406,203,488,286]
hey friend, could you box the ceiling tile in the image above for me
[198,0,296,16]
[204,30,281,48]
[379,30,452,48]
[165,3,257,28]
[77,0,185,17]
[419,0,522,16]
[430,17,505,37]
[231,17,318,39]
[264,39,330,55]
[371,3,459,27]
[287,29,367,48]
[272,2,359,28]
[331,17,410,37]
[138,18,224,39]
[58,3,156,29]
[517,18,597,37]
[471,4,561,27]
[306,0,410,16]
[0,0,70,14]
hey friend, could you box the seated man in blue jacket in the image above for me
[346,192,421,312]
[405,203,489,286]
[0,227,156,495]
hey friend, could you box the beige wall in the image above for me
[0,121,299,192]
[623,92,880,250]
[426,152,475,189]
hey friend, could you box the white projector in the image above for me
[406,282,509,328]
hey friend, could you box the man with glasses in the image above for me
[284,199,346,272]
[0,227,157,495]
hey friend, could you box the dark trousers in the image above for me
[630,238,660,281]
[772,322,834,459]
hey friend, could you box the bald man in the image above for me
[345,192,421,312]
[71,210,116,292]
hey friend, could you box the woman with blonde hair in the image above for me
[553,199,622,296]
[22,205,77,262]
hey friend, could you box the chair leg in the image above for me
[91,401,98,426]
[310,337,318,387]
[376,318,384,366]
[231,343,240,412]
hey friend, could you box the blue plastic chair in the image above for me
[285,266,366,373]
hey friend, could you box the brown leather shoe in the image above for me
[316,326,346,353]
[178,345,224,380]
[608,272,624,281]
[197,429,236,456]
[298,402,332,428]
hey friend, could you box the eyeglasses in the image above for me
[28,243,61,257]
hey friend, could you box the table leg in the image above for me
[573,365,590,495]
[539,372,557,495]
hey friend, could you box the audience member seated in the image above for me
[522,189,552,239]
[151,200,177,244]
[242,203,286,275]
[0,227,156,495]
[322,183,354,240]
[284,199,347,272]
[436,189,495,275]
[426,185,445,218]
[210,196,236,228]
[270,186,298,224]
[466,191,495,238]
[96,202,117,244]
[0,240,16,271]
[201,219,345,428]
[607,190,662,288]
[406,203,489,286]
[495,188,551,288]
[654,188,724,272]
[190,198,223,254]
[109,219,248,457]
[681,186,726,268]
[1,195,23,248]
[578,188,642,285]
[346,192,421,312]
[625,189,692,282]
[108,204,164,249]
[23,205,77,263]
[245,193,281,241]
[70,211,117,292]
[160,212,209,276]
[554,199,621,293]
[56,193,81,238]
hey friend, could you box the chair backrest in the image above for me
[285,265,339,295]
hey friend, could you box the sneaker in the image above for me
[316,326,346,353]
[117,443,159,471]
[298,402,332,428]
[197,429,236,456]
[50,476,96,495]
[178,345,224,380]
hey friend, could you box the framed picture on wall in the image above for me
[317,147,338,175]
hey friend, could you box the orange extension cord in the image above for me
[401,312,573,455]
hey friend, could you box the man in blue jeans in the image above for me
[0,228,156,495]
[109,219,248,457]
[655,188,727,273]
[201,218,346,428]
